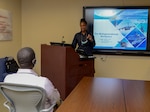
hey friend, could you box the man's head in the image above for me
[17,47,36,69]
[80,18,87,32]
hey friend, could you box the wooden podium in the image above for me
[41,44,95,100]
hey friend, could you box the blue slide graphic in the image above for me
[93,9,148,50]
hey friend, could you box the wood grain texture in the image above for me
[123,80,150,112]
[56,77,150,112]
[41,45,94,100]
[56,77,126,112]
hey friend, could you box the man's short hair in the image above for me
[17,47,36,68]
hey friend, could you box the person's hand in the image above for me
[87,34,93,42]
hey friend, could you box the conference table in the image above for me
[56,77,150,112]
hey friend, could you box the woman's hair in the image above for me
[80,18,87,25]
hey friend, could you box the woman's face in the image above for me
[80,22,87,32]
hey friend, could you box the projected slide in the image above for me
[94,9,148,50]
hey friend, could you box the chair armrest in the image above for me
[4,101,15,112]
[40,103,56,112]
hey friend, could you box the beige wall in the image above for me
[0,0,21,59]
[22,0,150,80]
[0,0,21,112]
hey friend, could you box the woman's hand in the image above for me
[87,34,93,42]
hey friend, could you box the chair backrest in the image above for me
[0,82,47,112]
[0,58,7,82]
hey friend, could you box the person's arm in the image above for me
[44,78,60,106]
[72,34,77,49]
[87,34,95,47]
[91,35,96,47]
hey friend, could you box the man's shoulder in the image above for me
[38,76,48,80]
[4,73,20,82]
[5,73,17,79]
[38,76,54,87]
[38,76,52,83]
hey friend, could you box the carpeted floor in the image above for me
[0,93,8,112]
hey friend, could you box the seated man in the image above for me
[4,47,60,111]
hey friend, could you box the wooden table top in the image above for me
[56,77,150,112]
[123,80,150,112]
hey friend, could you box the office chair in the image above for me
[0,82,56,112]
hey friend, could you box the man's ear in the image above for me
[32,58,36,65]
